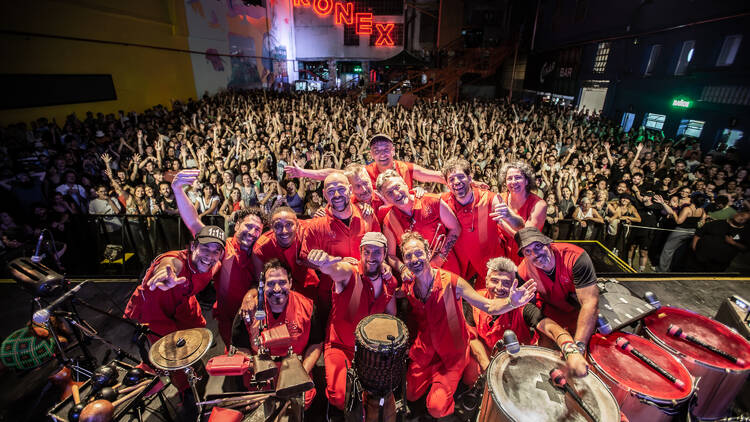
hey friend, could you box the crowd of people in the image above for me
[1,90,748,274]
[2,89,749,420]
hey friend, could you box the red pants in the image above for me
[406,349,473,418]
[324,344,354,410]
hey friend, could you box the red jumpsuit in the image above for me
[252,220,322,304]
[468,289,538,349]
[325,264,397,410]
[124,250,219,391]
[366,160,415,190]
[517,243,584,332]
[213,236,255,349]
[499,192,544,264]
[238,291,318,408]
[404,269,471,418]
[299,205,380,262]
[442,188,507,289]
[382,193,460,274]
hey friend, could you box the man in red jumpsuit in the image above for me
[515,227,599,351]
[124,224,225,390]
[307,232,397,413]
[284,134,446,190]
[441,158,507,290]
[252,206,321,304]
[231,259,323,409]
[343,163,389,223]
[169,169,264,348]
[465,256,589,377]
[376,169,461,277]
[399,232,537,418]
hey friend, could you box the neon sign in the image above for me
[294,0,396,46]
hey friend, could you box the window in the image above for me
[369,23,404,46]
[677,119,705,138]
[343,24,359,46]
[621,112,635,133]
[716,35,742,67]
[674,40,695,76]
[644,44,662,76]
[593,42,610,74]
[643,113,666,130]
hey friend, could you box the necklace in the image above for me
[414,272,435,302]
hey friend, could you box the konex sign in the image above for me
[293,0,396,46]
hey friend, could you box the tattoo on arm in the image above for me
[440,234,458,257]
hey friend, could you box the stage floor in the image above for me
[0,276,748,421]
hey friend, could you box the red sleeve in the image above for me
[298,221,318,263]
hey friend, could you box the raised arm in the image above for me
[171,169,205,237]
[412,164,447,184]
[456,276,537,315]
[306,249,354,293]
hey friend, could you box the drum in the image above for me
[589,332,694,422]
[477,346,620,422]
[353,314,409,396]
[643,306,750,420]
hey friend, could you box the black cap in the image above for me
[514,227,552,257]
[195,225,226,248]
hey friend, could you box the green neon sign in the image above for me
[672,98,692,108]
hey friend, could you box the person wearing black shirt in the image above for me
[690,211,750,272]
[627,191,661,271]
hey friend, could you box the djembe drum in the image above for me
[352,314,409,422]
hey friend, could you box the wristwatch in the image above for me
[576,341,587,355]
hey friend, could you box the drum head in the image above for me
[589,333,693,402]
[487,346,620,422]
[644,307,750,371]
[149,328,212,370]
[356,314,408,350]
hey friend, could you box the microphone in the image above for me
[31,231,45,263]
[32,280,91,324]
[667,325,745,366]
[616,337,685,389]
[596,314,612,335]
[254,273,266,322]
[643,291,661,309]
[503,330,520,355]
[549,369,598,422]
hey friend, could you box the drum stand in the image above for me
[185,366,204,422]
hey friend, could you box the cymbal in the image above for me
[149,328,212,371]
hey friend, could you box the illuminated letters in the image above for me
[334,2,353,25]
[312,0,333,17]
[375,23,394,46]
[355,12,373,35]
[293,0,311,6]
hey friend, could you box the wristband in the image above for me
[576,341,587,355]
[561,342,580,359]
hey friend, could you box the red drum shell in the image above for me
[643,306,750,420]
[589,332,693,422]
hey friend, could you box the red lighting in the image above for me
[333,2,353,25]
[293,0,311,6]
[354,13,373,35]
[312,0,333,17]
[374,23,394,46]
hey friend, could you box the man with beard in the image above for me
[170,169,264,348]
[284,134,445,190]
[231,259,323,409]
[440,158,507,289]
[252,206,321,306]
[399,232,536,419]
[515,227,599,350]
[299,172,379,263]
[123,225,225,390]
[465,257,589,377]
[305,232,397,412]
[343,163,389,222]
[376,170,461,277]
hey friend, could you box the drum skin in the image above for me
[589,332,694,422]
[477,346,620,422]
[354,314,409,397]
[643,306,750,420]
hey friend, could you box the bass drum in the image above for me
[477,346,620,422]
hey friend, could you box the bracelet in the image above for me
[561,341,580,359]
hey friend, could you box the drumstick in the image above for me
[197,392,274,407]
[549,369,598,422]
[117,379,152,395]
[223,394,274,409]
[615,338,685,389]
[667,325,746,366]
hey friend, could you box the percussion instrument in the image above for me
[643,306,750,420]
[477,346,620,422]
[589,332,694,422]
[1,326,55,370]
[353,314,409,396]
